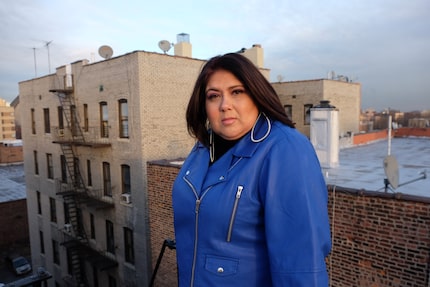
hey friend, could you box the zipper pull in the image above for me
[236,185,243,198]
[195,199,201,213]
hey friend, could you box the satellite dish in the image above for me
[158,40,171,54]
[98,45,113,59]
[383,155,399,189]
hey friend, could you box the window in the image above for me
[52,240,60,265]
[66,249,73,275]
[83,104,89,132]
[284,105,292,120]
[74,157,80,185]
[304,104,313,125]
[90,213,95,239]
[103,162,112,197]
[124,227,135,264]
[58,106,64,130]
[64,202,70,224]
[106,220,115,254]
[39,231,45,254]
[36,191,41,215]
[31,108,36,134]
[44,108,50,133]
[100,102,109,138]
[118,99,129,138]
[70,105,77,136]
[34,150,39,175]
[77,208,84,235]
[50,197,57,223]
[121,165,131,194]
[87,160,92,186]
[93,265,99,287]
[47,153,54,179]
[61,155,67,183]
[108,275,116,287]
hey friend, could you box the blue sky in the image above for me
[1,0,429,111]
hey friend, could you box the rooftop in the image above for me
[0,163,26,203]
[323,137,430,197]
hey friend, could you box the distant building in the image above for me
[0,139,23,164]
[0,163,28,253]
[272,79,361,138]
[10,96,22,139]
[0,98,16,140]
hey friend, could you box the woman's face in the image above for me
[205,69,259,140]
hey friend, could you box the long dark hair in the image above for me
[186,53,294,146]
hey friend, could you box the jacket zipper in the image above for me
[226,185,243,242]
[183,176,212,287]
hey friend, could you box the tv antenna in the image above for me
[32,47,38,77]
[158,40,172,54]
[98,45,113,59]
[382,115,427,192]
[44,40,53,74]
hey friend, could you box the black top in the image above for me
[212,133,242,163]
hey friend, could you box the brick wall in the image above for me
[353,129,388,145]
[394,127,430,138]
[0,145,23,163]
[147,162,430,287]
[0,199,29,251]
[328,186,430,287]
[147,161,180,287]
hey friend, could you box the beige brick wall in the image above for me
[0,104,16,140]
[273,79,361,137]
[19,51,203,286]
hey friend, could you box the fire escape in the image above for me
[50,75,118,286]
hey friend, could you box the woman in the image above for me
[172,53,331,286]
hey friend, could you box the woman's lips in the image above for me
[222,117,236,125]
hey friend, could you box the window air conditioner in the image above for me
[64,223,72,233]
[58,129,64,137]
[121,193,132,204]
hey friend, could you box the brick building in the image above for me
[273,79,361,137]
[0,140,23,164]
[0,98,16,140]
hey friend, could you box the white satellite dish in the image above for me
[383,155,399,189]
[158,40,172,54]
[98,45,113,59]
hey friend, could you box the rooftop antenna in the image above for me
[32,47,38,77]
[44,40,53,74]
[158,40,172,54]
[98,45,113,59]
[382,114,427,191]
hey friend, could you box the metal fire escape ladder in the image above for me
[56,92,90,287]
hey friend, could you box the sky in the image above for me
[1,0,429,112]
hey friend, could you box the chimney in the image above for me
[242,44,264,68]
[310,101,339,168]
[174,33,192,58]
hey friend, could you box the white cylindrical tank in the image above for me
[310,100,339,168]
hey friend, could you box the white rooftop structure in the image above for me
[0,163,26,203]
[323,137,430,197]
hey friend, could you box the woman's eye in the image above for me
[232,89,245,95]
[206,93,219,100]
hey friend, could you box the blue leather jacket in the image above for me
[172,119,331,287]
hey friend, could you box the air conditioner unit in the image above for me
[121,193,132,204]
[64,223,72,233]
[58,129,64,137]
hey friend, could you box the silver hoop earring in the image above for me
[209,129,215,163]
[251,112,271,143]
